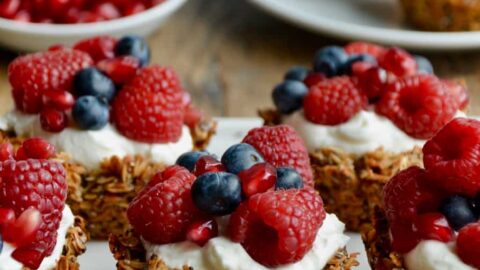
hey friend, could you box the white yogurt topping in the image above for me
[405,240,473,270]
[0,206,75,270]
[143,213,349,270]
[0,110,193,170]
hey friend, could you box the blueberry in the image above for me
[176,151,210,172]
[73,68,116,102]
[341,54,377,75]
[414,55,434,74]
[284,66,309,81]
[191,172,242,216]
[221,143,264,174]
[440,195,477,231]
[72,96,109,130]
[272,80,308,114]
[313,46,348,77]
[115,35,150,67]
[275,167,304,190]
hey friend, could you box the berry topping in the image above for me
[355,66,387,101]
[275,167,304,190]
[40,108,68,133]
[303,76,367,125]
[242,125,314,187]
[414,55,434,74]
[191,172,242,216]
[73,36,117,63]
[221,143,265,175]
[313,46,348,77]
[440,195,477,231]
[376,74,457,139]
[344,41,386,58]
[272,80,308,114]
[0,143,14,161]
[186,219,219,247]
[21,138,55,160]
[413,213,453,243]
[72,96,110,130]
[389,222,420,253]
[443,79,469,110]
[238,163,277,197]
[72,67,116,102]
[111,66,184,143]
[379,47,417,77]
[97,56,140,85]
[457,222,480,269]
[284,66,309,81]
[229,188,325,266]
[127,166,205,244]
[303,72,325,88]
[341,53,376,75]
[114,35,150,67]
[176,151,210,172]
[193,155,225,176]
[41,90,75,111]
[2,208,41,248]
[0,208,16,231]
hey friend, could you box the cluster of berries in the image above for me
[272,42,468,139]
[0,0,165,24]
[9,35,198,144]
[384,118,480,268]
[0,138,67,269]
[127,125,325,266]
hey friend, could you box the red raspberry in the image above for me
[303,76,367,125]
[413,213,453,243]
[8,49,93,113]
[21,138,55,160]
[0,159,67,268]
[344,41,387,58]
[0,143,14,161]
[92,3,121,20]
[242,125,314,187]
[40,108,68,133]
[238,163,277,197]
[186,219,218,246]
[355,66,387,101]
[442,79,469,110]
[193,156,225,176]
[127,166,206,244]
[73,36,117,63]
[303,72,325,88]
[228,188,325,266]
[390,221,420,253]
[376,74,457,139]
[0,0,20,18]
[423,118,480,196]
[379,47,417,77]
[97,56,140,85]
[111,66,184,143]
[457,222,480,268]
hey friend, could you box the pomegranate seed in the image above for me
[123,3,146,16]
[21,138,55,159]
[11,247,44,270]
[15,147,27,160]
[0,0,20,18]
[186,219,218,246]
[193,156,225,176]
[0,143,14,161]
[40,108,68,133]
[413,213,453,243]
[238,163,277,197]
[48,44,66,51]
[97,56,140,85]
[3,208,41,247]
[93,3,121,20]
[0,208,16,232]
[303,72,325,88]
[351,61,376,76]
[42,90,75,111]
[13,10,31,22]
[184,106,204,130]
[356,67,387,101]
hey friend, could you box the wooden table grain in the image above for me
[0,0,480,117]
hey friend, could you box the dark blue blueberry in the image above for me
[176,151,210,172]
[73,68,116,102]
[191,172,242,216]
[313,46,348,77]
[414,55,434,74]
[0,233,3,254]
[470,192,480,217]
[275,167,304,190]
[341,54,377,75]
[440,195,477,231]
[221,143,264,175]
[115,35,150,67]
[284,66,309,81]
[72,96,109,130]
[272,80,308,114]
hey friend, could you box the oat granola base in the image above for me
[0,118,217,240]
[108,230,359,270]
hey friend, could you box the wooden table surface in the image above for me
[0,0,480,117]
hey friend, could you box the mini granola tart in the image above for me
[363,118,480,270]
[110,126,359,270]
[0,138,87,270]
[260,41,468,231]
[0,35,216,239]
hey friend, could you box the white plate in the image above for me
[248,0,480,51]
[0,0,187,52]
[79,117,371,270]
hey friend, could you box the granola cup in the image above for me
[260,109,423,232]
[400,0,480,31]
[0,118,217,240]
[108,230,359,270]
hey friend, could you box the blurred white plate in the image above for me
[248,0,480,51]
[0,0,187,52]
[79,117,371,270]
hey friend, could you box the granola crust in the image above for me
[108,230,359,270]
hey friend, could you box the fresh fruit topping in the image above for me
[414,55,434,74]
[443,79,469,110]
[303,76,367,125]
[21,138,55,159]
[41,90,75,111]
[2,208,41,248]
[221,143,265,175]
[183,106,204,130]
[355,66,387,101]
[242,125,314,187]
[40,108,68,133]
[97,56,140,85]
[229,188,325,266]
[440,195,477,231]
[423,118,480,196]
[14,147,26,160]
[275,167,304,190]
[379,47,417,77]
[413,213,453,242]
[73,36,117,63]
[313,46,348,77]
[0,208,16,232]
[344,41,386,58]
[193,155,225,176]
[238,163,276,197]
[0,143,14,161]
[272,80,308,114]
[72,67,116,102]
[284,66,309,81]
[72,96,110,130]
[341,54,376,75]
[186,219,219,247]
[176,151,210,172]
[457,222,480,269]
[111,65,184,143]
[127,166,205,244]
[303,72,325,88]
[114,35,150,67]
[376,74,456,139]
[389,222,420,253]
[191,172,242,216]
[8,49,93,113]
